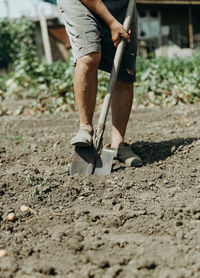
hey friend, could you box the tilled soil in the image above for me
[0,103,200,278]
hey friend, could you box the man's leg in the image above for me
[71,52,101,146]
[111,79,133,148]
[111,79,143,166]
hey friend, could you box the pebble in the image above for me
[148,181,155,186]
[7,212,16,221]
[15,105,24,115]
[78,196,84,201]
[171,145,176,153]
[20,205,29,212]
[163,180,169,184]
[0,249,7,258]
[196,140,200,146]
[193,212,200,220]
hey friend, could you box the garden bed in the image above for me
[0,102,200,278]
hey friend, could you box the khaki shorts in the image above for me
[57,0,138,82]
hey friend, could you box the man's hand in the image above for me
[80,0,130,47]
[110,20,130,47]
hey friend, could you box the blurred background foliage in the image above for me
[0,17,200,115]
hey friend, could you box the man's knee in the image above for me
[76,52,101,70]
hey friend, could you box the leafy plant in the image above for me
[0,16,200,114]
[134,52,200,106]
[0,135,23,144]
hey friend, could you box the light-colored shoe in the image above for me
[70,128,93,147]
[115,143,143,167]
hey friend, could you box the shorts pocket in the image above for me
[72,29,101,51]
[85,29,101,45]
[71,34,87,51]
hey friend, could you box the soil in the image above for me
[0,102,200,278]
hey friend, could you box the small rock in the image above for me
[92,215,100,222]
[171,145,176,153]
[20,205,29,212]
[78,196,84,201]
[176,220,183,226]
[98,260,110,269]
[193,212,200,220]
[15,105,24,115]
[163,179,169,184]
[7,212,16,221]
[148,181,155,186]
[196,140,200,146]
[0,249,7,258]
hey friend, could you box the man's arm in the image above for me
[80,0,130,47]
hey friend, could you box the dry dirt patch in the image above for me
[0,103,200,278]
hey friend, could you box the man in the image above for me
[58,0,143,167]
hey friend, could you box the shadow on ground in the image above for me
[131,137,199,165]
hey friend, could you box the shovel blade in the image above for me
[70,146,95,176]
[93,147,115,176]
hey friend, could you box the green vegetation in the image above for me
[0,135,23,144]
[0,17,75,113]
[0,17,200,115]
[135,54,200,106]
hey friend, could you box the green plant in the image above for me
[0,16,200,113]
[0,18,13,68]
[134,51,200,106]
[0,17,76,113]
[0,135,23,144]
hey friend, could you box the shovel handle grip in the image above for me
[98,0,136,126]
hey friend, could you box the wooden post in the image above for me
[188,5,194,49]
[158,10,162,47]
[4,0,10,19]
[39,7,53,64]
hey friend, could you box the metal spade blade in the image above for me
[70,146,96,176]
[93,146,115,176]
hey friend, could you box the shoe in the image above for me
[114,143,143,167]
[70,128,93,147]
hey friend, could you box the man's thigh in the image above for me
[57,0,101,62]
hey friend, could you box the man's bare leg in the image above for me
[111,79,133,148]
[111,79,143,166]
[74,52,101,130]
[70,52,101,146]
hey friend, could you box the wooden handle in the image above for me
[98,0,135,126]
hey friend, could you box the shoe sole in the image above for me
[71,142,92,147]
[70,137,92,147]
[115,157,143,167]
